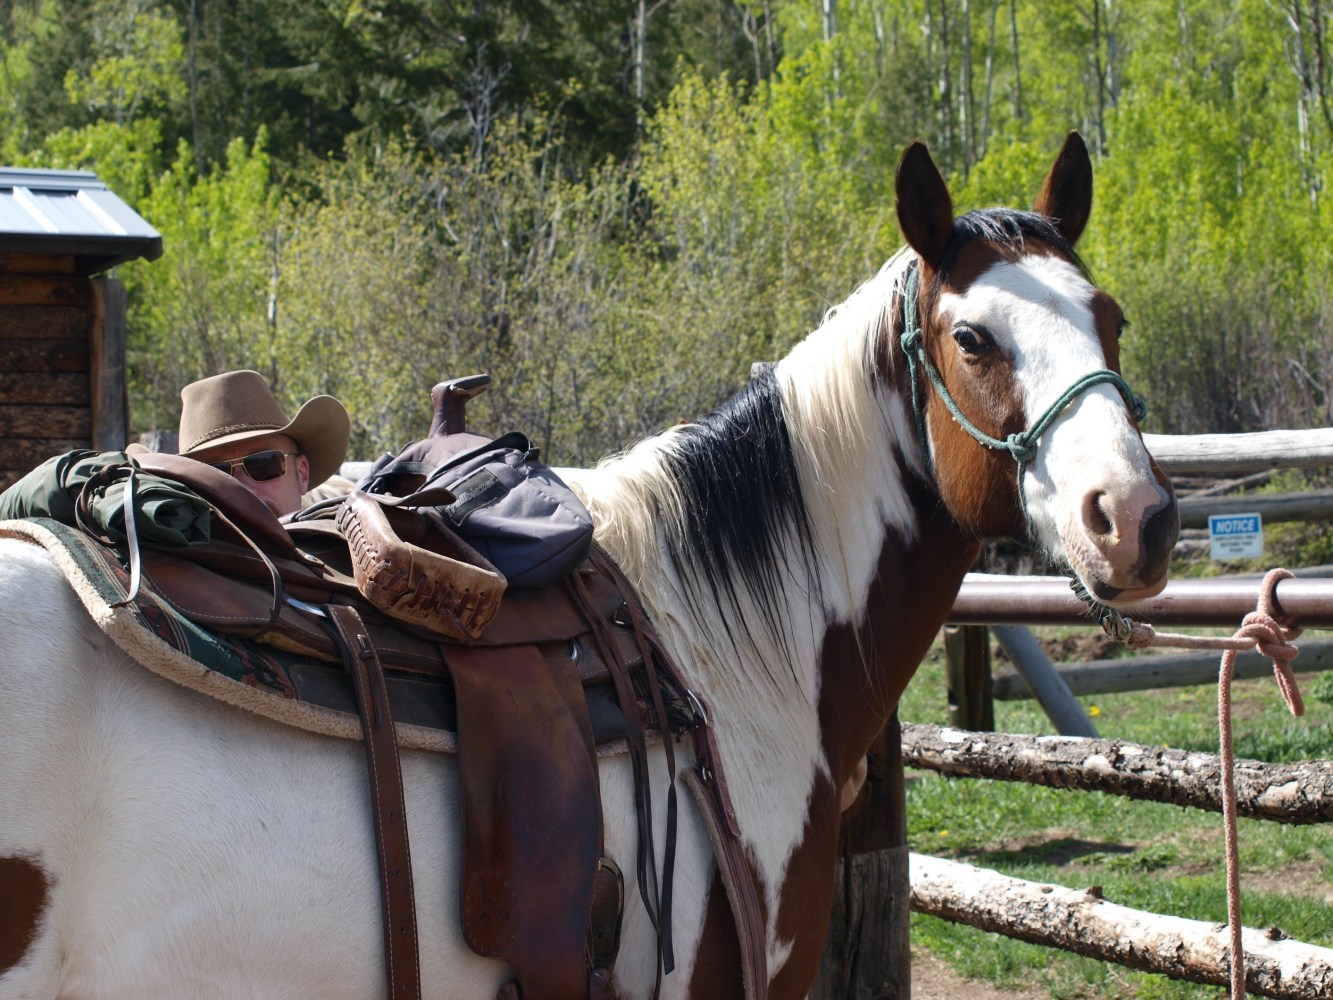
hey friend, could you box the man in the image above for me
[0,369,350,526]
[174,370,351,517]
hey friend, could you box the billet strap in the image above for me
[578,545,769,997]
[326,604,422,1000]
[682,761,768,1000]
[569,555,678,991]
[588,550,681,967]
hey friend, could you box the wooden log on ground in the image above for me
[909,853,1333,999]
[991,638,1333,701]
[900,723,1333,824]
[1145,428,1333,475]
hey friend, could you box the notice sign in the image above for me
[1209,512,1263,560]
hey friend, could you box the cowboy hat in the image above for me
[178,370,350,487]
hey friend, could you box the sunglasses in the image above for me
[206,449,297,483]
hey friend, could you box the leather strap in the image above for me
[327,604,422,1000]
[682,760,768,1000]
[450,643,601,999]
[581,547,764,999]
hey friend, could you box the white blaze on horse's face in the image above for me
[939,252,1173,604]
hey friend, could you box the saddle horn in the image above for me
[430,374,492,437]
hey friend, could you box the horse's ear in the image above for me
[896,141,954,269]
[1034,131,1093,247]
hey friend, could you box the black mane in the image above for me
[659,366,819,668]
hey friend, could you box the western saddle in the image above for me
[92,377,767,1000]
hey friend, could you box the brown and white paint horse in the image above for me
[0,133,1174,999]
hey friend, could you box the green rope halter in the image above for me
[898,262,1148,510]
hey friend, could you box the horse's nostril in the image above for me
[1138,496,1180,581]
[1082,490,1113,537]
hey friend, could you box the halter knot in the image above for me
[1004,432,1038,465]
[899,327,922,355]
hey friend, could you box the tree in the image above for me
[126,133,280,431]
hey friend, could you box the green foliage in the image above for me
[1252,469,1333,568]
[270,127,653,465]
[126,133,280,429]
[4,0,1333,456]
[1310,670,1333,707]
[60,2,185,126]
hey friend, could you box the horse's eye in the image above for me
[952,324,992,355]
[1117,318,1130,340]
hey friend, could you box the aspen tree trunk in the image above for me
[980,0,1001,158]
[1008,0,1022,122]
[960,0,974,173]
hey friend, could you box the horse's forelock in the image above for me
[936,208,1089,288]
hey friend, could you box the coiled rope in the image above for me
[1078,569,1305,998]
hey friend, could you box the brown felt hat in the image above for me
[178,370,350,487]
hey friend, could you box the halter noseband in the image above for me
[898,261,1148,500]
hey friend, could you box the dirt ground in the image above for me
[912,950,1050,1000]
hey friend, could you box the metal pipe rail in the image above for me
[949,574,1333,628]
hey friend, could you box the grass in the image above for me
[895,623,1333,999]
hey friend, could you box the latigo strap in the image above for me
[327,603,422,1000]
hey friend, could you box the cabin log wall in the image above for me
[0,254,124,489]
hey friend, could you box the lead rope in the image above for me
[1078,569,1304,997]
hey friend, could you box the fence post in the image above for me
[811,713,911,999]
[943,624,994,732]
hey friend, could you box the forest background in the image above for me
[2,0,1331,466]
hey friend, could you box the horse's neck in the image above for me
[580,365,966,767]
[823,490,979,775]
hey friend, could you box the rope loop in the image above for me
[900,327,922,355]
[1004,432,1038,465]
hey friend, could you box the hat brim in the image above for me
[181,395,350,487]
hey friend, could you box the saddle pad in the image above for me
[1,517,461,752]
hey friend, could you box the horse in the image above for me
[0,132,1176,1000]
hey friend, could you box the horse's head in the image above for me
[894,132,1177,605]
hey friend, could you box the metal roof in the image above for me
[0,167,162,274]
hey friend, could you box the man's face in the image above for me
[189,432,310,516]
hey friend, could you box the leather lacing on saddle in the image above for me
[73,433,768,1000]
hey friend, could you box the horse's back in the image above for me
[0,537,714,1000]
[0,537,506,999]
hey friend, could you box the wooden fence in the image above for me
[809,428,1333,999]
[902,580,1333,998]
